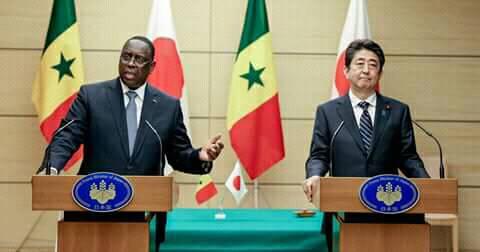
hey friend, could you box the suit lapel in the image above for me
[367,94,391,159]
[336,96,365,154]
[131,84,157,159]
[106,79,130,158]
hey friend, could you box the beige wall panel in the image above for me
[210,53,333,119]
[1,49,208,116]
[77,0,210,51]
[170,0,211,52]
[175,184,312,209]
[0,249,52,252]
[211,54,480,121]
[211,0,347,53]
[21,212,57,249]
[174,118,232,183]
[210,0,245,53]
[176,119,313,185]
[0,184,39,248]
[197,119,480,186]
[414,122,480,187]
[209,53,235,117]
[458,188,480,251]
[259,119,314,184]
[0,0,50,49]
[0,0,210,52]
[83,52,210,117]
[0,118,44,182]
[0,117,207,182]
[382,56,480,121]
[182,53,210,117]
[371,0,480,56]
[0,50,40,115]
[269,0,348,53]
[170,118,209,183]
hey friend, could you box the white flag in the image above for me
[331,0,372,98]
[225,161,248,205]
[146,0,189,175]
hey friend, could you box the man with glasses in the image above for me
[44,35,224,251]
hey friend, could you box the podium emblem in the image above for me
[359,175,419,214]
[72,172,134,212]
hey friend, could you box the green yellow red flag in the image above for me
[227,0,285,180]
[195,174,218,205]
[32,0,84,171]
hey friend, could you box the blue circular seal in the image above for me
[359,174,419,214]
[72,172,134,213]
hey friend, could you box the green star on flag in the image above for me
[240,62,265,90]
[52,52,76,82]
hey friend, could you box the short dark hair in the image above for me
[124,35,155,61]
[345,39,385,72]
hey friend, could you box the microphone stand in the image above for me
[412,120,445,178]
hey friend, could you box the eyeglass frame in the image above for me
[120,52,153,67]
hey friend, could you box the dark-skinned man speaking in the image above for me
[41,36,224,251]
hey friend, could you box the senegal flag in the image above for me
[32,0,84,171]
[195,174,218,205]
[227,0,285,180]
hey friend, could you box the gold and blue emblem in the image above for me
[72,172,134,212]
[359,175,419,214]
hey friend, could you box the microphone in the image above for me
[328,121,344,176]
[145,120,163,175]
[412,120,445,178]
[36,119,76,175]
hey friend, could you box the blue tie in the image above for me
[126,91,138,156]
[358,101,373,152]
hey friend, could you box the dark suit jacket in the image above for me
[50,78,210,175]
[306,93,429,178]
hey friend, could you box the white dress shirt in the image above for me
[349,90,377,128]
[120,80,146,127]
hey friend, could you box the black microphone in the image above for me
[412,120,445,179]
[328,121,344,176]
[145,120,164,175]
[36,119,76,175]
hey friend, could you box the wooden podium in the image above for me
[315,177,458,252]
[31,175,174,252]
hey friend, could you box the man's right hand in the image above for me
[302,175,321,202]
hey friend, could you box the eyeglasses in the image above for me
[120,53,152,67]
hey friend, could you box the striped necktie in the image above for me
[358,101,373,152]
[126,91,138,156]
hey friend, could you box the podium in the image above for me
[31,175,174,252]
[315,177,457,252]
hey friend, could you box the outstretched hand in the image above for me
[199,134,224,161]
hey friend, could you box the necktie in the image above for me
[358,101,373,152]
[126,91,138,156]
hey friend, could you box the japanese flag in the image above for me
[225,161,248,205]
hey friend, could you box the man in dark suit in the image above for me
[303,39,429,251]
[44,36,224,251]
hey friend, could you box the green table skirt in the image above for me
[151,208,336,252]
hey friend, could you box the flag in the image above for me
[146,0,217,204]
[227,0,285,180]
[225,162,248,205]
[195,174,218,205]
[32,0,84,172]
[146,0,188,175]
[332,0,374,98]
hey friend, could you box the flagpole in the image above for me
[254,180,259,208]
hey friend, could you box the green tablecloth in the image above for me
[153,208,334,252]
